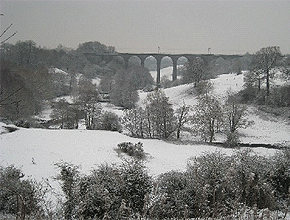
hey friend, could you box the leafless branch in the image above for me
[0,23,13,38]
[1,31,17,44]
[0,87,23,104]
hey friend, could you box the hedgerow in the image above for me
[2,148,290,219]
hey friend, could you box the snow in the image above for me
[210,73,244,100]
[1,68,290,208]
[239,106,290,145]
[150,65,182,81]
[49,68,69,75]
[92,77,101,86]
[0,127,277,181]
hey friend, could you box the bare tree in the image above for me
[144,89,176,139]
[175,102,190,139]
[252,46,282,96]
[192,95,223,143]
[183,57,208,86]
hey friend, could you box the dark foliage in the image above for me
[56,160,152,219]
[0,165,44,219]
[117,142,146,159]
[100,111,122,132]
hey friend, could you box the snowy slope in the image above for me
[1,68,290,207]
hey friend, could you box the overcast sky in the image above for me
[1,0,290,54]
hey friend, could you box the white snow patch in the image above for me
[150,65,183,81]
[210,73,244,101]
[49,68,69,75]
[92,77,101,86]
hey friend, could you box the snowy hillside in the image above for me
[1,68,290,207]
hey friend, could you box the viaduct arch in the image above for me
[84,52,241,85]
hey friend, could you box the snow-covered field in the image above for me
[1,69,289,206]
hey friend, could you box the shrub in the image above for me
[146,171,189,219]
[271,148,290,210]
[120,159,152,215]
[56,160,152,219]
[230,150,276,210]
[77,164,123,219]
[54,150,290,219]
[185,150,276,218]
[0,165,44,219]
[54,162,79,219]
[186,151,233,218]
[117,142,146,159]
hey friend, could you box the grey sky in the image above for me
[1,0,290,54]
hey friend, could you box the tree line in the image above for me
[0,40,115,121]
[0,40,155,123]
[122,88,249,146]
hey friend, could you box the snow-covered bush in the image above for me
[271,148,290,212]
[187,151,232,218]
[0,165,45,219]
[185,150,277,218]
[54,162,79,219]
[77,163,123,219]
[230,149,276,210]
[53,150,290,219]
[146,171,189,219]
[117,142,145,159]
[55,160,151,219]
[120,159,152,216]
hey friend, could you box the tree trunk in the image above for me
[266,69,270,96]
[258,77,261,91]
[177,128,180,139]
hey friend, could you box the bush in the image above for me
[56,160,152,219]
[117,142,146,159]
[184,150,277,218]
[54,149,290,219]
[54,162,79,219]
[120,159,152,215]
[0,165,44,219]
[271,148,290,203]
[146,171,189,219]
[77,163,123,219]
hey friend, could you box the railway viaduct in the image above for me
[84,52,241,84]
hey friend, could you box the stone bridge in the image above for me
[84,52,241,84]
